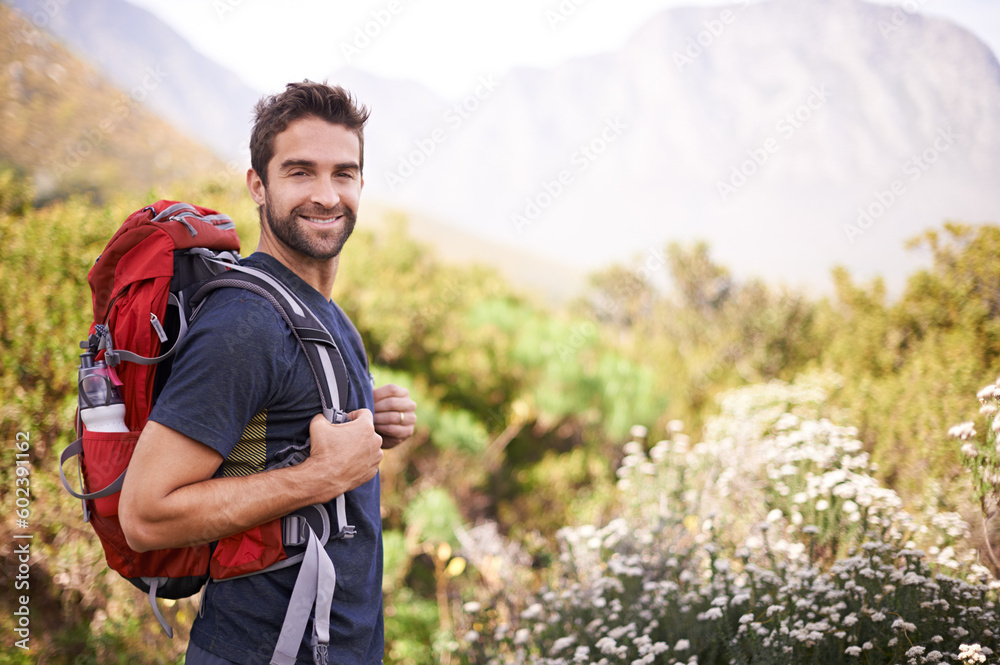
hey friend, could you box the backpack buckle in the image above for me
[332,525,356,540]
[281,514,309,547]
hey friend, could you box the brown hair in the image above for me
[250,81,370,186]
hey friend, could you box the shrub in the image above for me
[459,376,1000,665]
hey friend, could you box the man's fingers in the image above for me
[347,408,374,424]
[373,396,417,414]
[373,383,409,401]
[374,408,417,427]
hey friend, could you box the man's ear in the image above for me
[247,168,266,206]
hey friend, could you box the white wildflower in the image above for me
[550,635,576,655]
[675,639,690,651]
[958,643,987,663]
[949,422,977,441]
[521,603,544,620]
[699,607,724,620]
[731,593,751,606]
[845,646,862,657]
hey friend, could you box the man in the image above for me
[119,81,416,664]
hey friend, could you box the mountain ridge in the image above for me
[0,3,222,201]
[5,0,999,294]
[342,0,1000,292]
[3,0,260,159]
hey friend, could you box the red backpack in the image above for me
[60,201,352,665]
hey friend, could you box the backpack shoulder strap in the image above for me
[189,263,350,422]
[189,263,356,665]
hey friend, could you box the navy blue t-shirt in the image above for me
[149,252,383,665]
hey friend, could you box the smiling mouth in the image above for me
[300,214,341,225]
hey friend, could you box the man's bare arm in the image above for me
[119,410,383,552]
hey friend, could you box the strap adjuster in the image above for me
[282,515,309,547]
[332,525,356,540]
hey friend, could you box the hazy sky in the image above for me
[124,0,1000,99]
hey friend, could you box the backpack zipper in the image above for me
[170,216,198,236]
[149,313,168,343]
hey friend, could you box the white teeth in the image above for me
[303,215,336,224]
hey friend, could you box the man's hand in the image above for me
[306,409,384,500]
[372,384,417,449]
[120,413,385,552]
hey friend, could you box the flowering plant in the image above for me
[460,376,999,664]
[950,379,1000,574]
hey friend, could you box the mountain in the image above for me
[8,0,1000,293]
[2,0,259,160]
[337,0,1000,292]
[0,3,222,200]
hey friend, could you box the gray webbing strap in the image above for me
[143,577,174,638]
[192,262,355,664]
[59,438,126,500]
[103,293,187,367]
[269,525,335,665]
[150,202,235,228]
[205,260,306,316]
[311,540,335,665]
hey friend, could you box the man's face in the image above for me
[253,116,363,262]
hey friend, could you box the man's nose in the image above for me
[311,177,340,209]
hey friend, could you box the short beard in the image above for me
[262,193,357,261]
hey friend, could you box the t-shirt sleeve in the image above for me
[148,290,291,458]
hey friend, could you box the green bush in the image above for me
[458,377,999,664]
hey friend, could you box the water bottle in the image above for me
[78,351,129,433]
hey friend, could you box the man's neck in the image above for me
[254,238,339,298]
